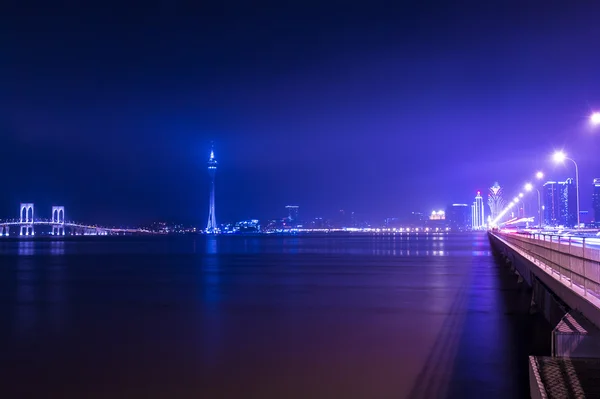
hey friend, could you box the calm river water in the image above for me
[0,233,551,398]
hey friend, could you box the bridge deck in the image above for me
[492,232,600,311]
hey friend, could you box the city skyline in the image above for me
[3,173,599,228]
[3,168,598,229]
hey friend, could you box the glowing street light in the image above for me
[553,151,566,163]
[524,183,533,192]
[519,193,524,198]
[552,151,580,228]
[591,112,600,126]
[536,171,544,180]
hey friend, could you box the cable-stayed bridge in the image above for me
[0,203,155,237]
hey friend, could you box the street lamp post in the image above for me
[535,172,544,229]
[525,182,542,229]
[553,152,580,228]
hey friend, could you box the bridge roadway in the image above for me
[0,220,155,236]
[489,230,600,398]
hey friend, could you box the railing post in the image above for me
[569,237,573,288]
[557,236,562,280]
[583,237,587,297]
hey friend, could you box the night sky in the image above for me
[2,1,600,225]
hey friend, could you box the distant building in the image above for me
[446,204,470,231]
[580,210,591,225]
[543,179,577,227]
[488,182,505,222]
[337,210,347,227]
[593,179,600,223]
[285,205,299,222]
[409,211,426,226]
[429,210,445,220]
[543,181,560,226]
[559,178,577,227]
[311,217,326,229]
[334,210,363,228]
[471,191,485,230]
[236,220,261,233]
[263,219,284,232]
[384,217,400,228]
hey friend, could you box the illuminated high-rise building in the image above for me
[559,178,577,227]
[429,210,446,220]
[446,204,470,231]
[471,191,485,230]
[593,179,600,223]
[543,179,576,227]
[488,182,505,222]
[543,181,559,226]
[205,146,218,234]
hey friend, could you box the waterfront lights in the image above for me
[591,112,600,126]
[525,183,533,191]
[536,171,544,180]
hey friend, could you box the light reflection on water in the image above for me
[15,251,36,335]
[18,240,35,256]
[50,240,65,256]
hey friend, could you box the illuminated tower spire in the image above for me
[488,182,505,222]
[206,145,218,233]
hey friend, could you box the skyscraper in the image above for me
[559,178,577,227]
[488,182,505,222]
[471,191,485,230]
[543,179,576,227]
[542,181,559,226]
[446,204,470,231]
[205,146,218,234]
[593,179,600,224]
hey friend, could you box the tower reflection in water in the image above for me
[202,236,223,366]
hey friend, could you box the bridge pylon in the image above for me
[19,203,34,236]
[51,206,65,236]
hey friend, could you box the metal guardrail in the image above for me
[494,232,600,302]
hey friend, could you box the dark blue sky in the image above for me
[1,1,600,225]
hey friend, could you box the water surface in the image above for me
[0,233,551,398]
